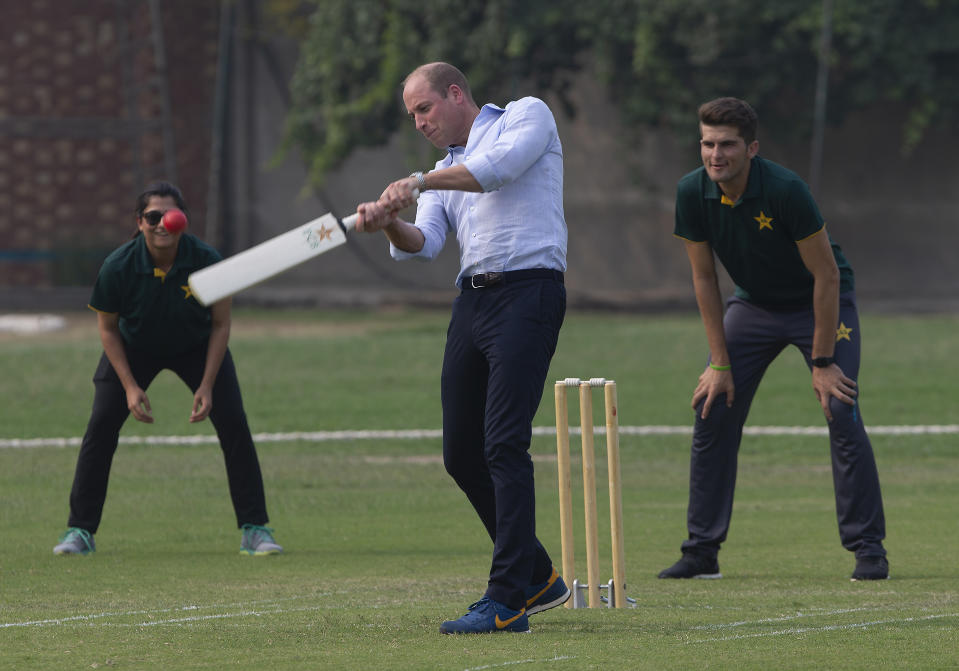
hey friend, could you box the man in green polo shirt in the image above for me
[53,182,282,557]
[659,98,888,581]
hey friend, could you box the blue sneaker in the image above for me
[53,528,95,555]
[525,567,571,615]
[439,597,530,634]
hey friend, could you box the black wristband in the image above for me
[811,356,836,368]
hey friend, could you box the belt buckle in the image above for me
[471,272,502,288]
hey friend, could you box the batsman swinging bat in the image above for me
[187,191,417,306]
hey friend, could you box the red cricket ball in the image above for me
[162,208,188,233]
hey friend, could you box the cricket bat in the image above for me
[187,212,358,306]
[188,183,421,307]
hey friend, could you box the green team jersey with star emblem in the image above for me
[674,156,854,306]
[88,233,222,356]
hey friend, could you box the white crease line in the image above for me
[3,425,958,448]
[0,595,330,629]
[463,657,576,671]
[691,607,872,630]
[691,613,959,642]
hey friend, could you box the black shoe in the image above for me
[658,553,722,579]
[851,556,889,581]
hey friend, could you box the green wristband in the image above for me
[709,362,731,371]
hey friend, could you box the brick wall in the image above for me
[0,0,219,288]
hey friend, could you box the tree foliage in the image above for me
[276,0,959,186]
[279,0,590,186]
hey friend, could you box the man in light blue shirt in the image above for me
[355,62,570,634]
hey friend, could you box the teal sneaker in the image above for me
[525,566,571,615]
[53,528,95,555]
[239,524,283,556]
[439,597,530,635]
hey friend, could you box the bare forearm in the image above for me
[422,164,483,192]
[693,274,729,365]
[100,328,138,392]
[201,321,230,388]
[796,229,841,359]
[811,274,840,358]
[379,218,425,253]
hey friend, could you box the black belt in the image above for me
[463,268,564,289]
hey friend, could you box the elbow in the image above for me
[817,265,840,291]
[209,312,231,333]
[690,269,719,290]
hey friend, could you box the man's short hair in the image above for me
[698,97,758,145]
[405,62,474,103]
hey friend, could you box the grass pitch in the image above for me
[1,308,957,669]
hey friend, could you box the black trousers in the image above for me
[66,342,269,534]
[682,292,886,559]
[441,273,566,611]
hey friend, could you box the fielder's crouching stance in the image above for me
[53,182,282,558]
[659,98,888,582]
[355,62,571,634]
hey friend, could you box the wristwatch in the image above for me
[811,356,836,368]
[409,171,427,191]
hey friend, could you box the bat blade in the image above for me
[188,213,356,306]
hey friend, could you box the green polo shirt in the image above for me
[674,156,854,306]
[89,233,222,356]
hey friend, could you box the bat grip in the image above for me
[341,213,358,231]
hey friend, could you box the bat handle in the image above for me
[341,213,358,232]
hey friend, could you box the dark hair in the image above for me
[698,97,758,145]
[404,62,474,103]
[134,182,188,218]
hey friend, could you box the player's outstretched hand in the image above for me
[812,363,857,422]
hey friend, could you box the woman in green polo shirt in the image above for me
[53,182,282,557]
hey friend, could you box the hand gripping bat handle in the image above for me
[338,188,420,233]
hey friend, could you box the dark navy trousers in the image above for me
[441,274,566,611]
[682,292,886,559]
[67,342,269,534]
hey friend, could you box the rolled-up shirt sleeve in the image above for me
[462,97,556,193]
[389,188,451,261]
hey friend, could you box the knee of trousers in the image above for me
[442,444,485,486]
[83,404,128,441]
[691,398,741,449]
[826,398,865,434]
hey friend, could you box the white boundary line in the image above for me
[690,613,959,642]
[2,425,957,449]
[463,657,576,671]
